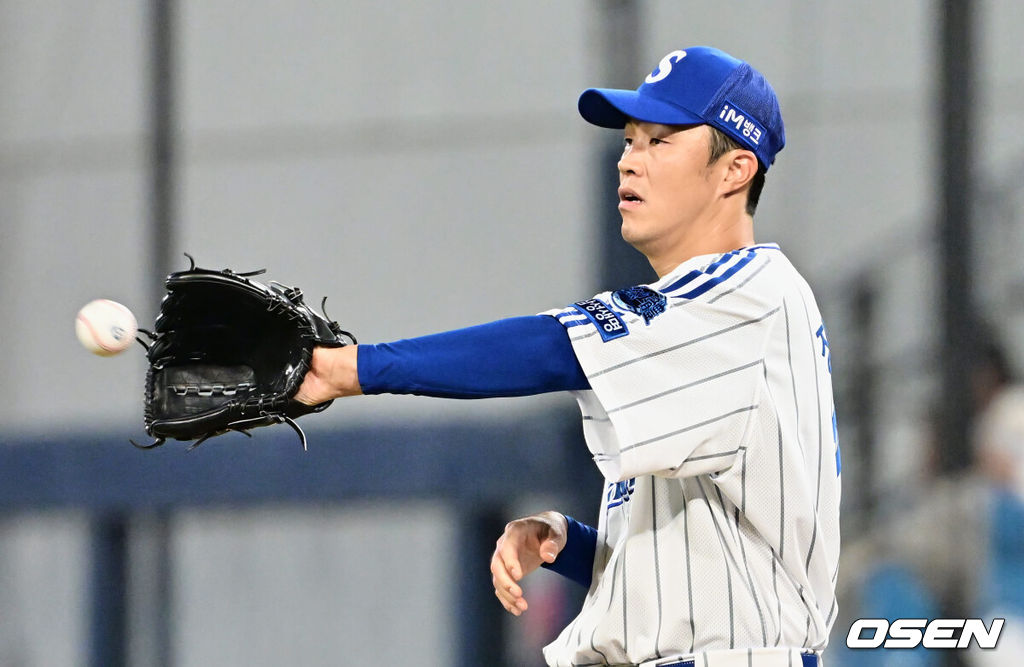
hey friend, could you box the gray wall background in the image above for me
[2,1,1023,665]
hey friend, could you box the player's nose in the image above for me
[617,148,644,177]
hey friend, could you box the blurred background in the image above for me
[1,0,1023,665]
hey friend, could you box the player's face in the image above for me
[616,121,719,259]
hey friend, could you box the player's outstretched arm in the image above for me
[491,511,567,616]
[297,316,588,406]
[294,345,362,405]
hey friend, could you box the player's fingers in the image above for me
[494,584,528,615]
[492,575,528,612]
[294,368,329,405]
[500,553,524,598]
[540,538,561,563]
[507,553,523,582]
[496,527,527,582]
[490,544,523,600]
[490,559,527,615]
[493,587,527,616]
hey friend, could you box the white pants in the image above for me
[639,647,822,667]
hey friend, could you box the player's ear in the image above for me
[721,150,759,197]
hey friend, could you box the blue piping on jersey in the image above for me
[660,244,778,296]
[662,249,743,293]
[557,311,591,328]
[659,242,778,295]
[659,250,756,300]
[674,250,757,300]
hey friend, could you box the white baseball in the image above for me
[75,299,138,356]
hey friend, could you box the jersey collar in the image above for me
[650,243,780,293]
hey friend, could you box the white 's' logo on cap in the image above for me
[645,50,687,84]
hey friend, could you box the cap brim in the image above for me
[578,88,705,129]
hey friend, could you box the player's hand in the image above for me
[490,510,568,616]
[294,345,362,405]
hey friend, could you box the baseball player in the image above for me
[296,46,839,666]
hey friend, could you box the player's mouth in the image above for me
[618,187,644,210]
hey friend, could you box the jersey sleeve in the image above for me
[540,515,597,589]
[545,248,782,481]
[357,315,589,398]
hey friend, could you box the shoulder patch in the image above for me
[611,286,667,324]
[572,299,629,342]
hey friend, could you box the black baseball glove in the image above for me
[132,255,356,451]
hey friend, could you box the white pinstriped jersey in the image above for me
[541,244,840,666]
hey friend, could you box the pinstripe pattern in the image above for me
[682,490,696,655]
[621,406,757,452]
[697,478,736,648]
[714,483,769,647]
[732,502,769,646]
[585,307,780,379]
[622,545,629,655]
[708,256,773,305]
[783,301,804,458]
[652,483,665,659]
[800,293,823,577]
[772,556,782,646]
[542,247,840,666]
[606,359,763,415]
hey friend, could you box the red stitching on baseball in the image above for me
[78,312,117,353]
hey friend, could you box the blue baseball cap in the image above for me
[578,46,785,171]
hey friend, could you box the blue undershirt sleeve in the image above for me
[356,315,590,398]
[541,515,597,589]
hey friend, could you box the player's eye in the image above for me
[622,137,634,148]
[649,137,665,146]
